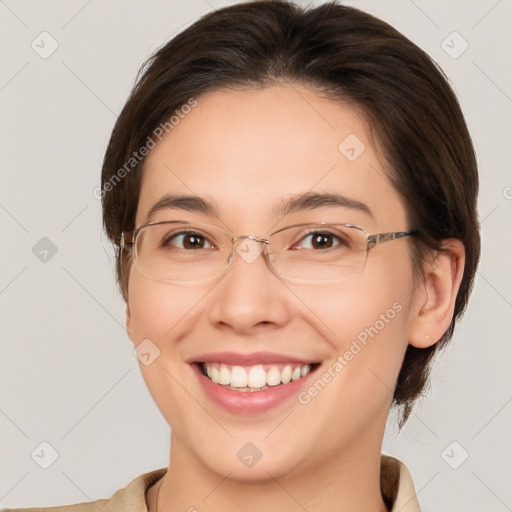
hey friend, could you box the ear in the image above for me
[125,302,134,343]
[408,239,465,348]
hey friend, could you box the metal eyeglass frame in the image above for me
[119,220,417,282]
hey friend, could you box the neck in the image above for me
[153,426,389,512]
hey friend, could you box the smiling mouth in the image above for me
[196,362,321,392]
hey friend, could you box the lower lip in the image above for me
[191,363,319,414]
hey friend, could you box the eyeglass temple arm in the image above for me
[366,231,416,250]
[119,232,135,249]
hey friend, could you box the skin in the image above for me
[124,84,465,512]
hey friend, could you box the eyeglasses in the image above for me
[120,220,416,284]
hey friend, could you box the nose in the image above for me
[206,237,292,335]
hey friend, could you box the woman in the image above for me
[4,0,479,510]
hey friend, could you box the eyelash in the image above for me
[163,231,216,249]
[291,231,347,249]
[162,230,347,250]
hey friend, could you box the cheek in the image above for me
[126,270,201,387]
[297,258,411,346]
[127,270,206,345]
[289,283,409,443]
[126,271,210,428]
[299,258,412,377]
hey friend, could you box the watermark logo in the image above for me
[236,442,263,468]
[31,32,59,59]
[298,301,402,405]
[236,239,263,264]
[32,237,58,263]
[441,31,469,59]
[441,441,469,469]
[133,338,161,366]
[338,134,366,162]
[31,441,59,469]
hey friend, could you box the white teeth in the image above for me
[267,366,282,386]
[218,364,231,385]
[248,365,267,388]
[281,365,292,384]
[291,367,301,381]
[202,362,312,389]
[230,366,248,387]
[209,365,219,384]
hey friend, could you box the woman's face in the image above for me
[126,85,417,480]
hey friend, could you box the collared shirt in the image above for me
[2,455,421,511]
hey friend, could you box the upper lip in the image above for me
[188,351,319,366]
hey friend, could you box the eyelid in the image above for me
[288,226,348,246]
[271,222,353,236]
[149,220,363,246]
[162,229,218,250]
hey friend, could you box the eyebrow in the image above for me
[272,192,373,219]
[145,191,373,223]
[146,194,220,222]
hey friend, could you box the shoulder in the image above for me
[1,468,167,512]
[381,454,422,512]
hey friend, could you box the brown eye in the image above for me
[309,233,335,249]
[293,231,348,250]
[163,231,215,250]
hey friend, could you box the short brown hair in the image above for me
[101,0,480,427]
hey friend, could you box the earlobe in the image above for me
[408,239,465,349]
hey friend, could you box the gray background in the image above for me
[1,0,511,509]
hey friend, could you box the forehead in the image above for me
[136,85,407,230]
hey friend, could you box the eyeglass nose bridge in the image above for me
[227,234,272,265]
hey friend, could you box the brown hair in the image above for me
[101,0,479,427]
